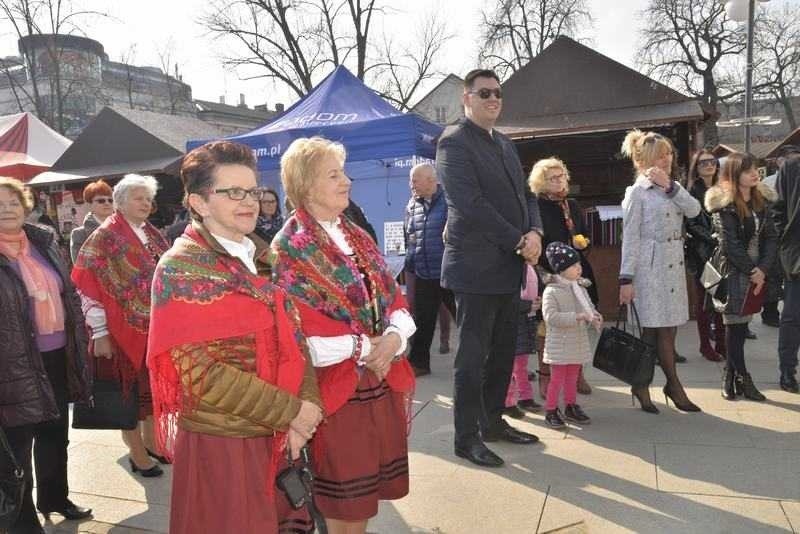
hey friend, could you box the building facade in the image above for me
[0,34,278,138]
[717,95,800,145]
[411,74,464,125]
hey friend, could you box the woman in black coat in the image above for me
[529,157,597,397]
[0,178,91,534]
[685,150,727,361]
[705,153,778,401]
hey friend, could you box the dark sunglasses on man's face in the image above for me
[468,88,503,100]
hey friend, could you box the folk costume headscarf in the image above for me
[146,223,307,494]
[271,208,415,418]
[0,229,65,335]
[71,212,169,388]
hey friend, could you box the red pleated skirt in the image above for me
[169,429,313,534]
[311,371,410,521]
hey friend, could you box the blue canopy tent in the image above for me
[188,66,444,254]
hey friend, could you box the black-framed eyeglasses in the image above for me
[213,187,269,201]
[92,197,112,204]
[467,88,503,99]
[698,158,718,167]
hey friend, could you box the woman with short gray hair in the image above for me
[72,174,170,477]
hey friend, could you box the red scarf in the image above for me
[147,224,307,494]
[272,208,415,417]
[71,212,169,388]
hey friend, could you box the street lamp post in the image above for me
[721,0,777,153]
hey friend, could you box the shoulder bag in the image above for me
[72,341,138,430]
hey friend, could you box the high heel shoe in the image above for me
[129,457,164,477]
[631,387,659,414]
[662,385,701,412]
[146,447,171,465]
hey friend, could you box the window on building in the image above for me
[435,106,447,123]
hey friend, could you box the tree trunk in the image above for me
[703,73,720,147]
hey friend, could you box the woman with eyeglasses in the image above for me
[684,151,727,362]
[705,152,777,401]
[528,158,597,399]
[72,174,170,478]
[272,137,416,534]
[147,141,322,533]
[619,130,702,413]
[69,179,114,263]
[253,187,284,245]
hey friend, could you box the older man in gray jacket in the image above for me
[437,69,543,468]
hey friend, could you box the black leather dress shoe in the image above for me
[39,500,93,521]
[483,425,539,445]
[454,441,504,467]
[780,370,799,393]
[745,328,757,340]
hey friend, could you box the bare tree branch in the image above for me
[636,0,746,145]
[478,0,593,79]
[753,3,800,130]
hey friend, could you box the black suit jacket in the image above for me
[436,118,543,294]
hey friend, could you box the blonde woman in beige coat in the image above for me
[542,241,602,428]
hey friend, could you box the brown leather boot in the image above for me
[577,365,592,394]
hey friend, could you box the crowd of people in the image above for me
[1,67,798,534]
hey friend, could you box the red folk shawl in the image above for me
[271,208,415,418]
[71,212,169,388]
[146,224,308,492]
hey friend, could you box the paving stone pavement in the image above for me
[38,319,799,533]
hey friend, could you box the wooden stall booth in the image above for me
[497,37,708,316]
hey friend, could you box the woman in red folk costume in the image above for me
[147,141,323,534]
[71,174,170,476]
[272,137,417,534]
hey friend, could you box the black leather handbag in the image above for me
[592,303,657,387]
[0,426,25,530]
[72,351,138,431]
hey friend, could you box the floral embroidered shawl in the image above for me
[146,223,308,492]
[271,208,414,417]
[71,212,169,387]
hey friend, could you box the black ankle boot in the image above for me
[722,367,737,401]
[739,372,766,401]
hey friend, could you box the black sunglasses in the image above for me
[92,198,112,204]
[468,88,503,99]
[697,158,718,167]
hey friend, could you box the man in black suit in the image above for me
[437,69,543,468]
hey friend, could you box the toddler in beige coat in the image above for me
[542,242,602,428]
